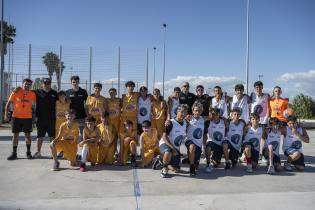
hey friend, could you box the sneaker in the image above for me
[57,151,64,158]
[267,165,275,174]
[262,155,268,163]
[204,165,213,173]
[152,156,161,170]
[131,157,138,168]
[91,162,96,167]
[181,157,189,164]
[284,161,293,171]
[225,161,231,170]
[7,152,17,160]
[190,165,196,177]
[80,163,86,172]
[33,151,42,159]
[52,161,60,171]
[26,152,33,159]
[161,167,169,178]
[246,164,253,173]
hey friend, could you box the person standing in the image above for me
[66,75,88,137]
[179,82,196,117]
[5,79,36,160]
[194,85,211,119]
[33,78,58,158]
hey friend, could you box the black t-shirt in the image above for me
[195,94,211,117]
[66,87,88,119]
[179,92,196,114]
[35,88,57,121]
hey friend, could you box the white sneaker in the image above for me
[246,164,253,173]
[161,167,169,178]
[204,165,213,173]
[284,162,293,171]
[33,151,42,159]
[267,165,275,174]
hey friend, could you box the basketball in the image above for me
[283,108,295,119]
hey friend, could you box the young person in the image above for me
[85,83,106,125]
[185,102,204,176]
[243,113,263,172]
[151,88,167,139]
[50,109,79,170]
[5,78,36,160]
[269,86,289,126]
[137,86,152,135]
[204,108,227,172]
[194,85,211,119]
[79,116,100,172]
[211,86,229,119]
[55,91,70,136]
[106,88,121,134]
[119,120,137,167]
[250,81,270,127]
[120,81,139,133]
[167,87,181,120]
[97,112,117,165]
[230,84,250,123]
[262,117,285,174]
[139,120,160,168]
[222,109,246,169]
[283,116,309,171]
[159,104,188,178]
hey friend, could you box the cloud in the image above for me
[154,75,243,96]
[277,70,315,99]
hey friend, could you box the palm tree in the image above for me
[56,61,65,91]
[42,52,59,81]
[0,20,16,55]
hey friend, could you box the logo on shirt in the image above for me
[174,135,184,146]
[213,131,223,142]
[254,105,263,115]
[193,128,202,139]
[139,107,148,116]
[125,104,136,111]
[269,141,279,151]
[249,138,259,148]
[291,141,302,150]
[231,134,241,145]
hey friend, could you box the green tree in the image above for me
[291,94,315,119]
[56,61,65,91]
[32,78,41,90]
[42,52,59,81]
[0,20,16,55]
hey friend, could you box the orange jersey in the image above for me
[98,123,115,145]
[86,95,106,120]
[56,100,70,122]
[107,98,121,120]
[269,97,289,122]
[140,129,159,151]
[8,89,36,119]
[59,121,80,142]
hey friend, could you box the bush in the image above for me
[291,94,315,119]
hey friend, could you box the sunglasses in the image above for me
[183,85,189,88]
[197,88,204,91]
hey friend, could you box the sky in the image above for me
[6,0,315,98]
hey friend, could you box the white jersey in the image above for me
[170,97,180,119]
[244,126,263,152]
[206,119,226,146]
[137,97,151,124]
[227,121,245,151]
[231,95,250,123]
[250,93,269,125]
[283,126,303,153]
[265,129,281,156]
[211,96,228,118]
[186,117,204,148]
[159,119,187,151]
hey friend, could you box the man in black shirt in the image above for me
[66,75,88,138]
[194,85,211,118]
[179,82,196,115]
[33,78,57,158]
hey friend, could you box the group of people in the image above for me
[4,76,310,178]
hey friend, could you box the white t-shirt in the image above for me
[186,117,204,148]
[137,97,151,124]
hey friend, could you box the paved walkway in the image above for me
[0,130,314,210]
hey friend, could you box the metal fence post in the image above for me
[117,47,121,96]
[89,47,92,94]
[146,48,148,89]
[28,44,31,79]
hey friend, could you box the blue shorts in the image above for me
[185,140,202,165]
[159,143,181,167]
[242,142,259,163]
[206,141,223,163]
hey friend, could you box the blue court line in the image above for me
[133,168,141,210]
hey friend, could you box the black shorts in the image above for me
[223,141,240,163]
[137,123,143,136]
[36,120,56,138]
[185,140,202,165]
[285,152,305,167]
[206,141,223,163]
[11,118,33,133]
[242,142,259,163]
[262,148,281,164]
